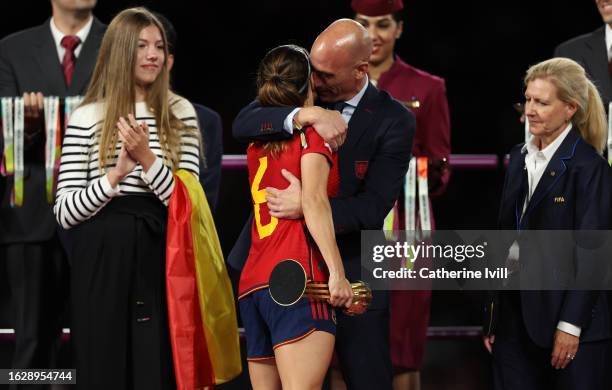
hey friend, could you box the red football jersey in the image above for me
[238,127,339,298]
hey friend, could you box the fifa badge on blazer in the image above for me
[355,160,369,179]
[553,196,565,204]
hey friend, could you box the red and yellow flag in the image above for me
[166,170,241,389]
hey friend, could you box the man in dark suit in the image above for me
[155,12,223,211]
[0,0,105,377]
[231,19,415,389]
[554,0,612,106]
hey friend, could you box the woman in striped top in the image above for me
[53,8,199,389]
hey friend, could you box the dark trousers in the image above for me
[69,196,174,390]
[335,292,393,390]
[3,238,66,390]
[492,292,612,390]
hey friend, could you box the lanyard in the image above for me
[1,97,14,176]
[44,96,60,204]
[12,98,24,207]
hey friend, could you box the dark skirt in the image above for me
[69,195,175,390]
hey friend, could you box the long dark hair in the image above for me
[255,44,311,156]
[257,44,311,107]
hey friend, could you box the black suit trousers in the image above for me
[335,292,393,390]
[492,292,612,390]
[2,237,66,390]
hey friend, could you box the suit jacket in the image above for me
[0,18,106,244]
[230,83,415,309]
[193,103,223,211]
[486,129,612,347]
[555,26,612,107]
[377,56,451,196]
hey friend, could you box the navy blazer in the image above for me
[193,103,223,212]
[487,129,612,347]
[230,83,415,308]
[555,27,612,108]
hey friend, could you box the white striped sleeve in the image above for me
[141,156,175,205]
[53,109,120,229]
[175,98,200,177]
[179,128,200,177]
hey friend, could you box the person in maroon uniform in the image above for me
[352,1,452,389]
[239,44,353,390]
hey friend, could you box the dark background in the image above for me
[0,1,606,387]
[0,0,602,155]
[0,0,603,235]
[0,0,605,328]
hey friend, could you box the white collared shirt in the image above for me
[284,75,370,133]
[49,16,93,63]
[515,124,581,337]
[605,23,612,61]
[339,74,369,123]
[521,123,572,209]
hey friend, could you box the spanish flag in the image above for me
[166,170,241,389]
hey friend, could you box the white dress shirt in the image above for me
[49,16,93,64]
[517,124,581,337]
[283,75,370,133]
[522,124,572,207]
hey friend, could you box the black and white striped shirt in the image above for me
[54,96,200,229]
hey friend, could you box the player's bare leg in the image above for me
[275,331,335,390]
[248,359,282,390]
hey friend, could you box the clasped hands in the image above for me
[22,92,44,143]
[108,114,156,188]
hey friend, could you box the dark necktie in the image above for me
[333,101,347,113]
[61,35,81,88]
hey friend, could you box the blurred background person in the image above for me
[555,0,612,109]
[0,0,104,381]
[351,1,451,389]
[484,57,612,390]
[154,12,223,212]
[53,7,199,389]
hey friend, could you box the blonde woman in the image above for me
[53,8,199,389]
[485,57,612,390]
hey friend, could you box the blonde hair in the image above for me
[525,57,607,153]
[83,7,189,171]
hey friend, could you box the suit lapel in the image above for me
[521,130,580,225]
[507,149,528,230]
[585,27,612,104]
[35,20,67,96]
[70,18,105,95]
[342,83,378,150]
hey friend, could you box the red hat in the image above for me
[351,0,404,16]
